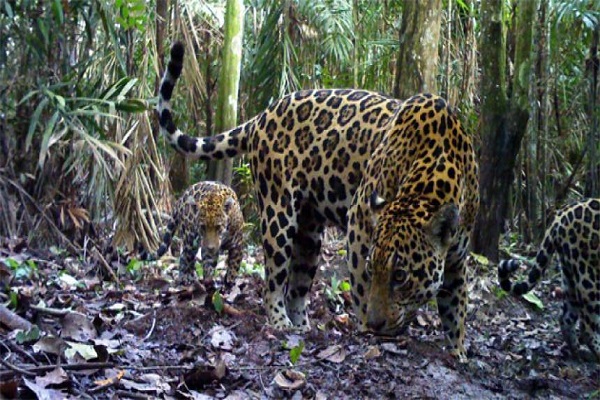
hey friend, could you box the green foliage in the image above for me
[57,271,85,289]
[115,0,148,30]
[470,252,490,266]
[522,292,544,311]
[212,290,224,314]
[239,260,265,280]
[492,286,508,300]
[585,389,599,399]
[288,340,305,365]
[0,0,163,252]
[3,258,38,280]
[195,262,205,280]
[553,0,600,29]
[9,291,18,309]
[16,326,41,344]
[234,163,260,243]
[126,258,143,278]
[325,274,350,310]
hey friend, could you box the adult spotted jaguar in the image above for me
[499,198,599,361]
[157,42,479,359]
[144,181,244,285]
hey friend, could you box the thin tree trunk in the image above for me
[166,0,189,193]
[393,0,441,99]
[206,0,244,185]
[585,24,599,197]
[473,0,536,261]
[536,1,549,235]
[472,0,508,261]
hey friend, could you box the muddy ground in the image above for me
[0,236,598,399]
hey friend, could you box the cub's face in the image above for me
[197,196,235,259]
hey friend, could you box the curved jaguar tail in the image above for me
[157,42,249,160]
[498,235,555,296]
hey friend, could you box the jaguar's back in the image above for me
[499,198,600,361]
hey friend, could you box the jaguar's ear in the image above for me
[223,197,235,213]
[426,203,460,250]
[369,190,387,226]
[369,190,387,213]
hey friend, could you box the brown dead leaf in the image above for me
[60,313,97,341]
[316,344,346,363]
[273,369,306,391]
[334,313,349,324]
[381,342,408,356]
[33,336,67,356]
[364,345,381,360]
[23,378,65,400]
[223,303,244,317]
[35,367,69,388]
[93,369,125,387]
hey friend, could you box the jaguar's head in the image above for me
[365,192,459,335]
[197,195,236,263]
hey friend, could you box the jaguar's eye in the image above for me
[392,269,407,283]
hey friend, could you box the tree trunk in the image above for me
[473,0,536,261]
[585,24,599,198]
[155,0,169,95]
[206,0,244,185]
[472,0,507,261]
[393,0,441,99]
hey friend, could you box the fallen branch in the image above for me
[0,361,200,379]
[29,304,86,318]
[0,338,39,365]
[0,357,37,377]
[0,304,33,331]
[0,361,115,379]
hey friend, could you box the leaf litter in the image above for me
[0,236,598,399]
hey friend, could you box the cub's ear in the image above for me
[426,203,460,250]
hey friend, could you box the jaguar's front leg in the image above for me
[285,222,323,330]
[179,231,200,285]
[261,252,293,330]
[437,243,469,362]
[346,204,373,331]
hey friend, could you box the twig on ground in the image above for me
[0,357,38,377]
[0,304,33,331]
[142,310,156,341]
[114,390,150,400]
[91,246,119,283]
[0,338,39,365]
[0,362,197,379]
[29,304,86,318]
[0,361,115,379]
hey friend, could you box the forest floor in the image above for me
[0,234,598,399]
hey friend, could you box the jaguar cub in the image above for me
[147,181,244,284]
[499,198,599,361]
